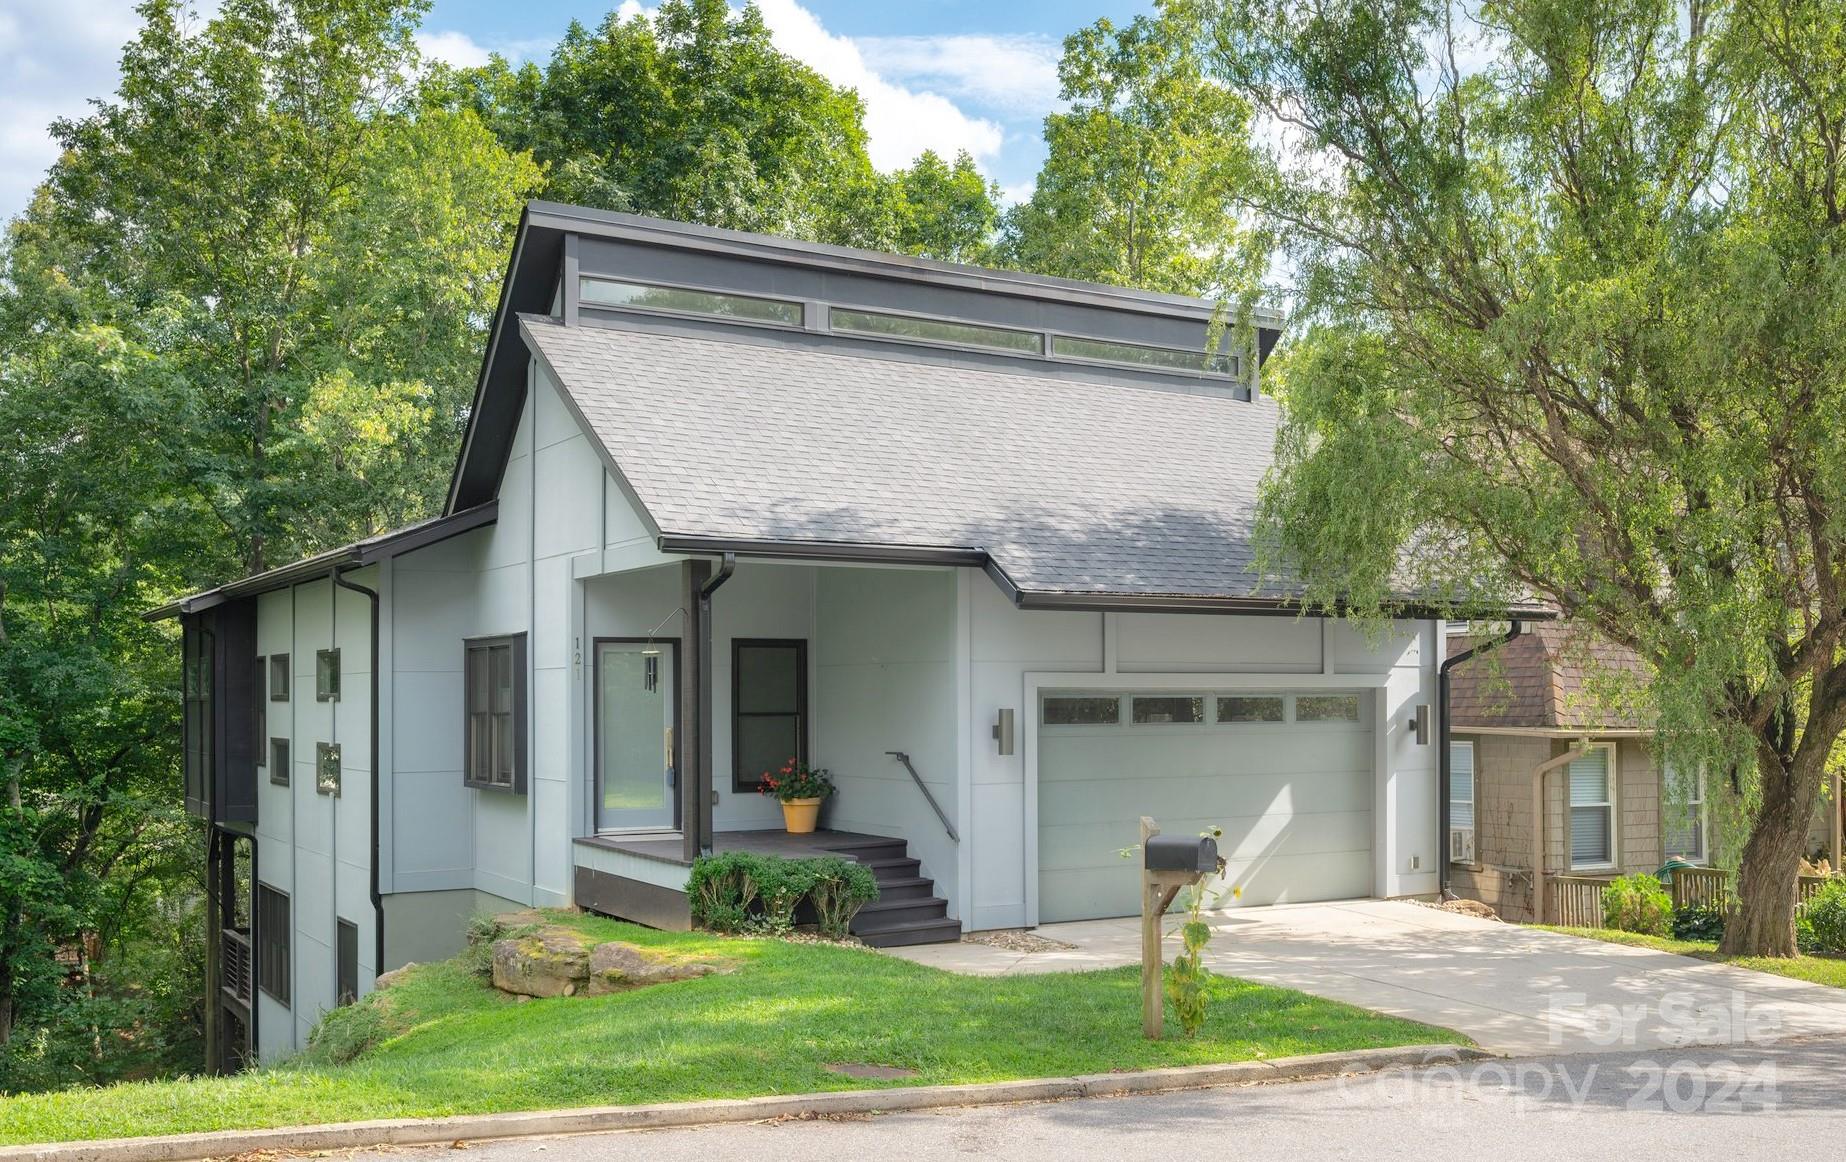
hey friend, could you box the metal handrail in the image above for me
[885,751,958,842]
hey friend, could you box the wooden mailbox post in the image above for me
[1139,816,1223,1040]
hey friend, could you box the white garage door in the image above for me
[1037,689,1374,924]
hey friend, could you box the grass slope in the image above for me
[1535,926,1846,988]
[2,912,1461,1144]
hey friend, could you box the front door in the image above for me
[595,640,677,831]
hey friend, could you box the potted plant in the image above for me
[760,759,833,834]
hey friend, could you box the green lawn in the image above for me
[1,911,1462,1145]
[1535,925,1846,988]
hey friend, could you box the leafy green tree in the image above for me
[45,0,540,579]
[889,150,1001,264]
[998,1,1260,299]
[435,1,1000,256]
[1213,0,1846,954]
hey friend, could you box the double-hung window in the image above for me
[1663,762,1707,864]
[465,635,527,793]
[1450,740,1477,864]
[1568,746,1617,869]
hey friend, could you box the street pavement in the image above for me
[345,1039,1846,1162]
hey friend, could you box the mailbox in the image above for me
[1145,833,1219,873]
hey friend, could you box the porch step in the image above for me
[846,836,960,948]
[871,875,935,901]
[853,916,965,948]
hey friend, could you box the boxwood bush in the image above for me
[1602,873,1673,936]
[688,852,878,938]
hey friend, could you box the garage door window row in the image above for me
[1041,691,1362,727]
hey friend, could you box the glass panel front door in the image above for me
[596,641,676,831]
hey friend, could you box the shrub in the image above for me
[688,852,760,933]
[1804,878,1846,954]
[1671,900,1725,943]
[1603,873,1673,936]
[808,857,879,939]
[688,853,879,938]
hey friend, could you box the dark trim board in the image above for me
[574,866,692,932]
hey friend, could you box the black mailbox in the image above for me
[1145,834,1219,873]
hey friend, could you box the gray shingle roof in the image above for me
[521,315,1294,600]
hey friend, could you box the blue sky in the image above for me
[0,0,1152,226]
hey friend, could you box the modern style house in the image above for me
[157,203,1536,1070]
[1443,621,1843,922]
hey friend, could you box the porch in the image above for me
[573,827,962,947]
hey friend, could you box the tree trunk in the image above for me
[1721,744,1825,957]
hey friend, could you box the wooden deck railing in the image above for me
[1547,876,1610,928]
[221,927,252,1005]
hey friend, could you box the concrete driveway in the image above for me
[886,899,1846,1055]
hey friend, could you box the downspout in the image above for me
[1438,619,1524,895]
[695,552,736,856]
[332,566,385,979]
[1531,738,1595,924]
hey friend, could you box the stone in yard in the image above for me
[1441,898,1499,920]
[374,962,417,989]
[584,940,716,995]
[491,927,592,998]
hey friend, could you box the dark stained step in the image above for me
[854,916,965,948]
[855,896,951,927]
[870,875,935,901]
[861,856,921,880]
[825,839,911,862]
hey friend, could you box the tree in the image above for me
[45,0,540,581]
[997,1,1260,299]
[435,1,1000,256]
[1213,0,1846,954]
[889,150,1001,264]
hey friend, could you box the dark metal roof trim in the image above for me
[656,533,986,568]
[144,502,499,620]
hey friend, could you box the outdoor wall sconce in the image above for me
[1405,703,1430,745]
[993,708,1016,756]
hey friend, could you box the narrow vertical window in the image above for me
[464,635,527,793]
[1449,740,1476,864]
[255,884,290,1007]
[270,738,290,787]
[336,919,358,1006]
[732,640,807,791]
[316,649,340,702]
[1568,747,1616,868]
[1663,762,1706,864]
[270,653,290,701]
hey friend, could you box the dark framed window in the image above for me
[465,635,528,793]
[255,883,290,1006]
[336,919,358,1006]
[270,738,290,787]
[316,741,341,797]
[270,654,290,701]
[316,649,340,702]
[732,639,807,792]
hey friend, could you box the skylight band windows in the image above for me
[1052,334,1239,378]
[828,307,1044,355]
[578,277,803,326]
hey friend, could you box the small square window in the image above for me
[1131,696,1204,724]
[270,739,290,786]
[1296,694,1362,722]
[1217,696,1284,723]
[270,654,291,701]
[316,741,341,797]
[316,650,340,702]
[1042,696,1120,725]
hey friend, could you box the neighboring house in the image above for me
[156,202,1541,1071]
[1443,621,1839,922]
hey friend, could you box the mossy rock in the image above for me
[490,927,592,998]
[585,940,718,995]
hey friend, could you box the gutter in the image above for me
[331,566,386,979]
[1438,619,1524,895]
[693,553,736,857]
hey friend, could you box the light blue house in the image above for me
[159,204,1503,1069]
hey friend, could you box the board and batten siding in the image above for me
[250,571,377,1060]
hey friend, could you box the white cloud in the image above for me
[856,34,1062,115]
[0,0,147,225]
[751,0,1003,171]
[415,30,495,70]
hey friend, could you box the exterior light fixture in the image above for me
[1406,703,1430,745]
[993,708,1016,756]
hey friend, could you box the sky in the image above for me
[0,0,1154,227]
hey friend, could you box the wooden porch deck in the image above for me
[576,827,905,868]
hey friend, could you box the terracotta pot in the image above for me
[780,797,823,834]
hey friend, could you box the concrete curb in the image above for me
[2,1044,1485,1162]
